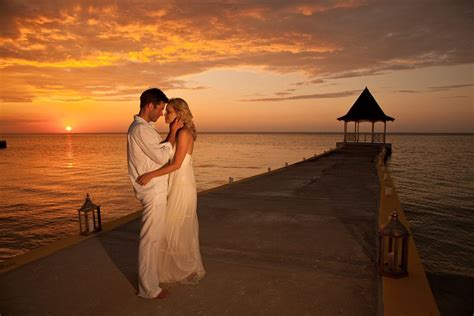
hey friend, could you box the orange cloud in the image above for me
[0,0,472,133]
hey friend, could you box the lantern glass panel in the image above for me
[77,194,102,235]
[378,210,410,278]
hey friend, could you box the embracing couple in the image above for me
[127,88,205,299]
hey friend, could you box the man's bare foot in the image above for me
[154,289,169,299]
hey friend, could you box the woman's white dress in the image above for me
[158,149,206,283]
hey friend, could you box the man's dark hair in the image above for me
[140,88,169,109]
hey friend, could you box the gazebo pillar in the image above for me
[371,122,375,143]
[357,122,360,142]
[354,122,357,142]
[344,121,347,143]
[383,121,387,143]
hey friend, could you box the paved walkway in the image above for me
[0,145,383,315]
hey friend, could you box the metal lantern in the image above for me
[77,193,102,235]
[378,210,410,278]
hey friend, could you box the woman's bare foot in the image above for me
[154,289,169,299]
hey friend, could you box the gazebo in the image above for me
[337,87,394,145]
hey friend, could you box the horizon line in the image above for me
[1,131,473,135]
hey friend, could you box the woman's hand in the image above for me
[136,172,154,186]
[171,118,184,133]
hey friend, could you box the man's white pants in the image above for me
[137,190,167,298]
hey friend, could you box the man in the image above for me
[127,88,183,299]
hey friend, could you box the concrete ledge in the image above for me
[376,151,440,316]
[0,210,142,274]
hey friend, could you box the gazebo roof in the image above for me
[337,87,394,122]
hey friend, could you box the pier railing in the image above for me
[346,132,384,143]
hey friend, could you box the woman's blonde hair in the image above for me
[167,98,197,140]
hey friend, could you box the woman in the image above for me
[136,98,206,284]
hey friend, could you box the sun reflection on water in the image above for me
[66,134,73,168]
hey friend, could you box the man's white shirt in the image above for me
[127,115,172,197]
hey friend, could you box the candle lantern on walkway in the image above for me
[378,210,410,278]
[77,193,102,235]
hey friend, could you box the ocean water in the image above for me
[0,133,473,281]
[387,134,474,278]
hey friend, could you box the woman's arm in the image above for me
[136,129,192,186]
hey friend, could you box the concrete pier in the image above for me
[0,145,413,315]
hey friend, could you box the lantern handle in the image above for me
[390,209,399,219]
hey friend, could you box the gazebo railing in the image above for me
[346,132,385,143]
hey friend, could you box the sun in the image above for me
[65,126,72,132]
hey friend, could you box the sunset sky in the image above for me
[0,0,472,133]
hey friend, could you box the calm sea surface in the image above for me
[0,133,473,280]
